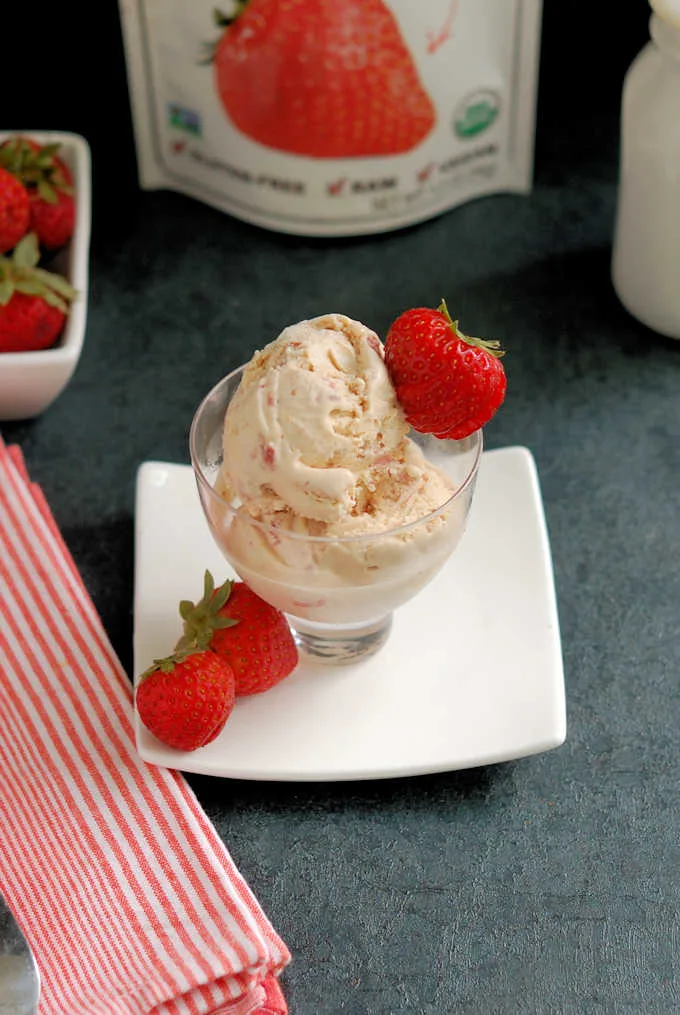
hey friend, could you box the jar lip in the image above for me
[651,12,680,59]
[651,0,680,34]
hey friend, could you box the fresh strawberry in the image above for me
[0,167,29,254]
[0,137,75,250]
[29,187,74,251]
[208,0,436,158]
[179,571,298,696]
[136,648,236,752]
[384,300,507,440]
[0,233,76,353]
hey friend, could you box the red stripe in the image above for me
[0,617,183,1008]
[0,522,210,995]
[2,449,288,967]
[6,443,28,480]
[1,453,132,689]
[3,448,125,675]
[0,479,251,969]
[0,549,210,994]
[0,690,104,1008]
[0,644,160,995]
[1,453,273,971]
[0,465,274,972]
[0,441,289,1014]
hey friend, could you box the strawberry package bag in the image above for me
[117,0,543,236]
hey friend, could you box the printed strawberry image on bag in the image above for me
[209,0,436,158]
[118,0,543,236]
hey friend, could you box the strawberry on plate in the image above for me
[0,232,76,353]
[208,0,436,158]
[136,648,236,752]
[0,136,75,250]
[0,166,29,254]
[384,299,507,440]
[179,571,299,696]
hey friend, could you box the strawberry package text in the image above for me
[117,0,543,236]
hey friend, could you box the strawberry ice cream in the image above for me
[217,313,451,523]
[209,314,476,625]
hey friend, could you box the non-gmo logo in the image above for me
[168,104,202,137]
[453,90,501,139]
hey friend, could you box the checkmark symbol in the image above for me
[417,163,435,183]
[327,177,347,196]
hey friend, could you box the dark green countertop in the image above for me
[2,5,680,1011]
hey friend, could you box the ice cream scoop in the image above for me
[218,314,416,522]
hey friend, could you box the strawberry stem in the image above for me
[174,570,239,654]
[438,298,505,358]
[0,137,73,200]
[213,1,248,27]
[199,1,250,61]
[0,233,76,311]
[141,648,193,680]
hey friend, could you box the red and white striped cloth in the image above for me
[0,438,290,1015]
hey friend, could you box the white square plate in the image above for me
[133,447,566,781]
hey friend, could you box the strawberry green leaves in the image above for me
[175,569,239,654]
[0,233,76,312]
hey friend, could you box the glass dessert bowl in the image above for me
[190,364,483,665]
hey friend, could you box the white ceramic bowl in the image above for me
[0,130,91,421]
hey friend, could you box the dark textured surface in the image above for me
[3,5,680,1013]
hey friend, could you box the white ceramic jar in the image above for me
[612,0,680,339]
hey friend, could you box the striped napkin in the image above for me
[0,437,290,1015]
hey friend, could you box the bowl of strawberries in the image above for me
[0,131,91,421]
